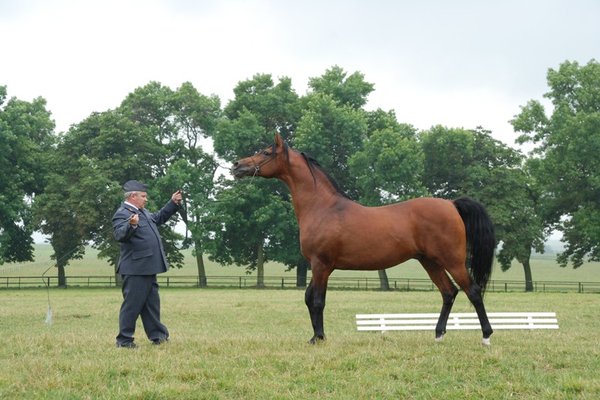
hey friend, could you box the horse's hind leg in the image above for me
[447,268,493,345]
[419,258,459,341]
[465,282,493,345]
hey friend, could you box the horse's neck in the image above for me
[279,163,342,220]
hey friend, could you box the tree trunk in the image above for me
[296,259,309,287]
[57,264,66,288]
[518,248,534,292]
[256,241,265,288]
[194,239,207,287]
[378,269,390,291]
[522,259,534,292]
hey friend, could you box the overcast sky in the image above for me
[2,0,599,150]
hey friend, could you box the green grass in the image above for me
[1,289,599,399]
[3,245,600,284]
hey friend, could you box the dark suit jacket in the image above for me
[112,200,180,275]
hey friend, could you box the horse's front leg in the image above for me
[304,281,322,343]
[304,268,330,344]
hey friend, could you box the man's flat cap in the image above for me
[123,180,148,192]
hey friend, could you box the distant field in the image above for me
[2,244,600,284]
[1,289,599,399]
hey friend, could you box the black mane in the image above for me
[299,152,351,199]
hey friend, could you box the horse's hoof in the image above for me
[481,337,491,346]
[308,335,325,344]
[435,334,444,342]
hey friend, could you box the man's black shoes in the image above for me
[116,339,168,347]
[116,342,137,349]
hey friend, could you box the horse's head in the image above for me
[232,133,287,179]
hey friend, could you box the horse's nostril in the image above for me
[233,162,239,168]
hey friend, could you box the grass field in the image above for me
[1,288,599,399]
[3,245,600,284]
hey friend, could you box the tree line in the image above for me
[1,60,599,290]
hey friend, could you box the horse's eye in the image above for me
[263,150,271,156]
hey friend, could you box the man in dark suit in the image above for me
[112,180,183,348]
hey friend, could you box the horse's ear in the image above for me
[274,132,284,148]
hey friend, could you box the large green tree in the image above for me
[420,126,545,290]
[211,74,301,286]
[512,59,600,268]
[35,82,219,285]
[35,109,168,285]
[294,66,373,199]
[0,86,54,265]
[156,82,221,287]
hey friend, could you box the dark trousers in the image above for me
[116,275,169,345]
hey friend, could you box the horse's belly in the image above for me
[335,248,414,270]
[303,234,416,270]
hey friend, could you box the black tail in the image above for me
[453,197,496,294]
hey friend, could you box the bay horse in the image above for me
[232,133,496,345]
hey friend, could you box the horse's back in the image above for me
[371,197,460,227]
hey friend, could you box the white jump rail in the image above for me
[356,312,559,332]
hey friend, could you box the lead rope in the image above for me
[178,191,190,243]
[42,264,53,325]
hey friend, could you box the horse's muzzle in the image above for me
[231,162,252,179]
